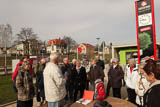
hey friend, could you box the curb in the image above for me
[0,101,16,107]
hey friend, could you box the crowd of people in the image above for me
[12,52,160,107]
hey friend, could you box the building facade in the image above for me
[78,43,95,55]
[47,39,66,54]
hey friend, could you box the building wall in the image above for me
[119,49,138,65]
[47,46,51,53]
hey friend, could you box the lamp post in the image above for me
[96,37,100,55]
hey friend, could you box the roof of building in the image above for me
[80,43,94,48]
[112,44,137,48]
[112,42,160,49]
[48,39,65,46]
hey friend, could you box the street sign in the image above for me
[3,51,7,54]
[135,0,157,64]
[78,47,82,53]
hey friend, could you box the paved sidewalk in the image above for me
[5,97,47,107]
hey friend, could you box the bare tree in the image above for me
[16,27,37,55]
[17,28,37,41]
[0,24,12,74]
[0,24,12,47]
[63,36,77,58]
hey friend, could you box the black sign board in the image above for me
[135,0,157,63]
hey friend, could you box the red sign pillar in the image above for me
[135,0,157,64]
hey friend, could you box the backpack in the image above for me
[94,79,106,100]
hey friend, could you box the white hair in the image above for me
[72,59,77,63]
[112,58,118,63]
[128,58,135,64]
[41,58,46,63]
[50,52,59,60]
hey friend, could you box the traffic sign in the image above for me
[78,47,81,53]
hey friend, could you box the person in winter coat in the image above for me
[43,52,66,107]
[81,54,90,90]
[16,61,35,107]
[142,59,160,107]
[12,56,29,82]
[106,59,113,97]
[95,55,105,70]
[35,58,46,106]
[72,60,87,102]
[135,64,149,107]
[124,58,139,104]
[61,57,73,101]
[108,58,124,98]
[71,59,77,70]
[88,59,105,91]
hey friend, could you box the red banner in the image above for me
[135,0,157,64]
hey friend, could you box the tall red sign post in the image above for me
[135,0,157,64]
[77,47,82,60]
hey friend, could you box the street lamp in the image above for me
[96,37,100,55]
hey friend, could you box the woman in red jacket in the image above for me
[12,56,34,81]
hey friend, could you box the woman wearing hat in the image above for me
[108,58,124,98]
[16,61,34,107]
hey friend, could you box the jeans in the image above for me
[48,101,60,107]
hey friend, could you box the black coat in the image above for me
[108,65,124,88]
[72,67,87,89]
[96,60,105,70]
[61,64,73,86]
[36,64,45,98]
[37,71,45,97]
[143,84,160,107]
[88,65,105,84]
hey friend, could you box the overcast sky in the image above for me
[0,0,160,45]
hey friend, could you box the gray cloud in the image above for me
[0,0,160,45]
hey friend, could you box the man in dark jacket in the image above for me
[108,58,124,98]
[61,57,73,101]
[36,58,46,106]
[88,59,105,91]
[72,60,87,102]
[95,55,105,70]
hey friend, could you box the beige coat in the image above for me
[43,62,66,102]
[16,67,34,101]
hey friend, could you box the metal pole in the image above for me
[5,42,7,74]
[16,50,17,59]
[103,41,105,60]
[77,48,78,60]
[96,38,100,55]
[98,44,99,55]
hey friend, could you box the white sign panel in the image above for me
[138,13,152,27]
[12,59,20,73]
